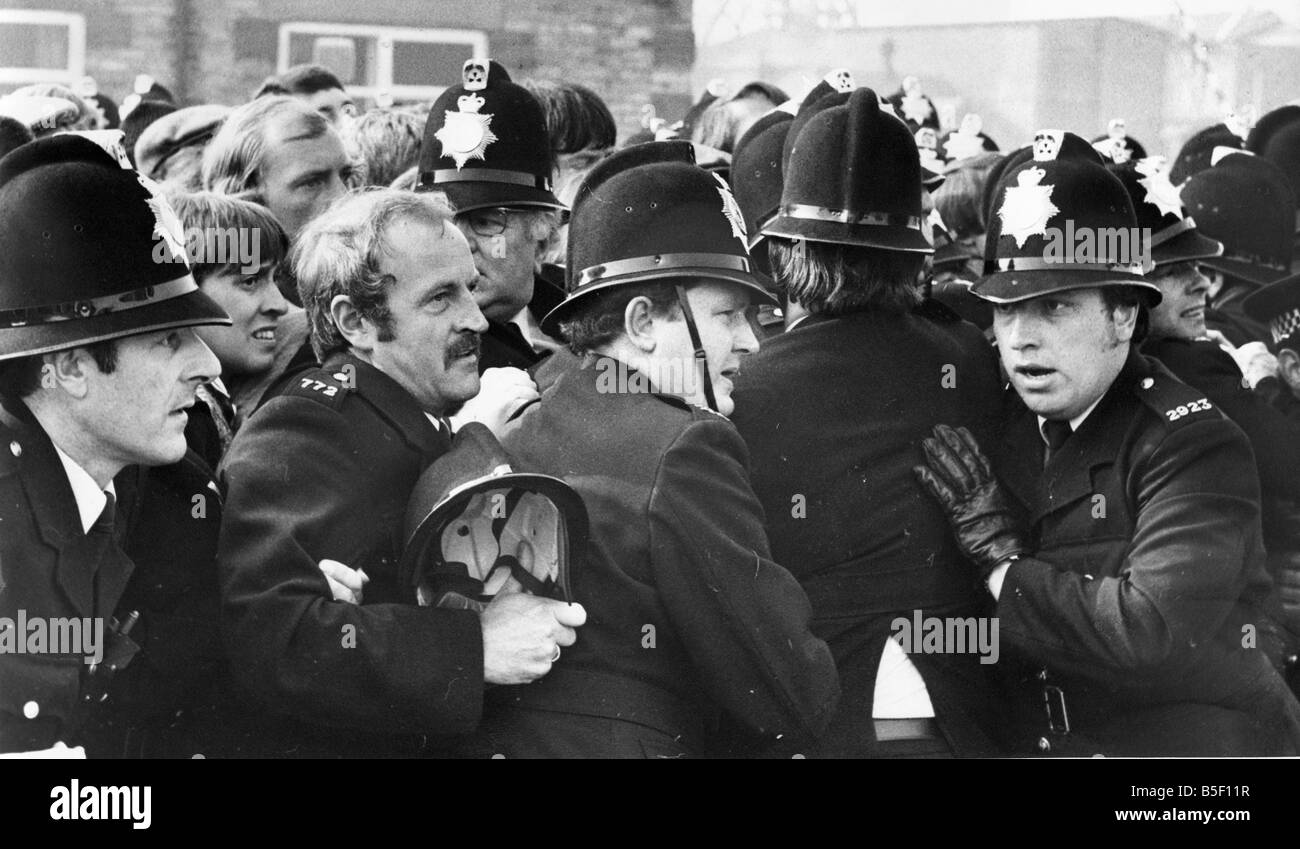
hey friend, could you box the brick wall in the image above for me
[4,0,695,143]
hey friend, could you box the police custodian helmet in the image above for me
[542,140,775,412]
[974,129,1161,305]
[0,132,228,361]
[417,58,564,214]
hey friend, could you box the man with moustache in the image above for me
[217,190,585,757]
[917,132,1300,755]
[0,134,228,753]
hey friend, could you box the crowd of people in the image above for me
[1,56,1299,758]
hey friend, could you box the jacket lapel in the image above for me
[1033,351,1145,524]
[9,414,110,617]
[329,353,449,461]
[997,388,1043,514]
[997,351,1147,526]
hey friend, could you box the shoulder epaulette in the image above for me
[280,364,354,410]
[1133,367,1220,429]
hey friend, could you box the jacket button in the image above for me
[22,700,39,719]
[1139,378,1154,390]
[9,440,20,457]
[1037,737,1051,753]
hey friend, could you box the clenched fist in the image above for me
[481,593,587,685]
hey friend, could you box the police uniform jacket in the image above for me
[993,348,1300,755]
[217,352,484,756]
[0,401,133,753]
[1143,335,1300,503]
[82,397,263,758]
[1273,381,1300,424]
[488,352,840,757]
[730,304,1005,756]
[1143,335,1300,656]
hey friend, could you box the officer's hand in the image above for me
[319,559,368,605]
[450,367,540,436]
[1207,331,1280,388]
[1231,341,1278,389]
[480,593,586,686]
[914,424,1028,577]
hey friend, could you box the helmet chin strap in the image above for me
[673,283,718,412]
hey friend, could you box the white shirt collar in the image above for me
[1036,394,1105,445]
[51,442,115,534]
[424,413,445,432]
[509,307,536,349]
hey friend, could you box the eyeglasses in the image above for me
[458,207,526,237]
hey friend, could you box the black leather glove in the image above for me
[914,424,1029,579]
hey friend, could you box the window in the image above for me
[278,23,487,105]
[0,9,85,88]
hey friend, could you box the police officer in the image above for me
[1245,271,1300,421]
[731,88,1005,757]
[0,133,228,754]
[1244,271,1300,688]
[1248,105,1300,254]
[1169,119,1246,186]
[729,101,793,334]
[486,141,840,758]
[1112,157,1300,675]
[418,59,568,372]
[918,131,1300,755]
[1181,148,1297,345]
[216,189,584,756]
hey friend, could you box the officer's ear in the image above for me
[330,294,375,353]
[1278,347,1300,392]
[624,296,661,353]
[1109,300,1139,344]
[41,349,93,399]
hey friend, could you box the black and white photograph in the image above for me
[0,0,1298,816]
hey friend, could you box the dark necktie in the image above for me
[89,491,116,613]
[91,491,116,537]
[1041,419,1072,467]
